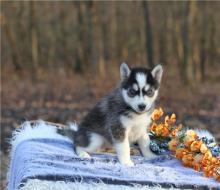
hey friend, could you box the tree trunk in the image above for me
[142,1,154,67]
[109,1,117,63]
[199,3,207,81]
[74,2,84,73]
[30,1,38,72]
[208,16,216,67]
[181,1,190,85]
[2,15,22,70]
[188,1,198,83]
[158,11,167,64]
[91,2,105,78]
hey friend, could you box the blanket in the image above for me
[7,121,220,190]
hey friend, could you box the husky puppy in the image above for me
[62,63,163,166]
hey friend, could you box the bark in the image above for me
[199,3,207,81]
[181,1,190,85]
[2,15,22,70]
[142,1,154,67]
[91,2,105,77]
[30,1,38,72]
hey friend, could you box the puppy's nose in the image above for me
[138,104,146,111]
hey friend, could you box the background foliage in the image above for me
[2,1,220,83]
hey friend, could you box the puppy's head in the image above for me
[120,63,163,114]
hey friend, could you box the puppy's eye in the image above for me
[145,89,154,97]
[128,88,137,96]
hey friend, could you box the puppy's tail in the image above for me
[68,122,79,132]
[57,122,79,140]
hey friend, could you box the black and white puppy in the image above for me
[61,63,163,166]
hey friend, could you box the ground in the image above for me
[1,66,220,188]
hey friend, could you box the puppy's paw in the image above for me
[143,152,158,159]
[76,147,91,158]
[121,159,134,167]
[78,151,91,158]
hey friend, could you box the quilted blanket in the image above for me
[7,121,220,190]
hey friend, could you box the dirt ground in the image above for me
[1,65,220,188]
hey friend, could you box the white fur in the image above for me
[68,122,78,131]
[119,113,155,162]
[76,133,104,158]
[120,63,131,81]
[136,73,146,89]
[137,133,157,159]
[75,147,91,158]
[120,114,150,142]
[133,83,138,91]
[114,137,134,167]
[151,65,163,83]
[144,85,150,91]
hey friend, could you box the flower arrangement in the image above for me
[150,108,220,182]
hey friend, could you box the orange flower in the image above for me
[148,107,220,182]
[203,163,220,178]
[150,122,158,133]
[171,129,178,137]
[190,141,203,152]
[192,154,203,171]
[160,126,170,137]
[193,163,201,171]
[203,151,212,159]
[204,165,215,177]
[154,124,163,135]
[193,154,203,163]
[200,144,208,154]
[165,113,176,126]
[182,153,194,167]
[186,130,197,137]
[183,139,194,147]
[201,154,213,168]
[170,124,183,137]
[154,124,169,137]
[168,139,179,151]
[151,108,164,121]
[183,130,198,147]
[175,148,189,160]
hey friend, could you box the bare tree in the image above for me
[199,2,208,81]
[1,14,22,70]
[29,1,38,72]
[91,2,105,77]
[142,1,154,67]
[181,1,190,84]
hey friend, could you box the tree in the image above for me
[181,1,190,85]
[29,1,39,73]
[142,1,154,67]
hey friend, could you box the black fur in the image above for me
[121,67,159,90]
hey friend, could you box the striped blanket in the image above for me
[7,121,220,190]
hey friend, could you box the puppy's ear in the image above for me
[120,62,131,81]
[151,64,163,83]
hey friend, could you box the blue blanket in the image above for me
[7,121,220,190]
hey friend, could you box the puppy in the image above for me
[60,63,163,166]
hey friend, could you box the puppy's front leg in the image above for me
[114,137,134,167]
[138,133,157,159]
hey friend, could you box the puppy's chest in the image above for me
[120,114,151,142]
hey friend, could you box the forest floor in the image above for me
[1,65,220,188]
